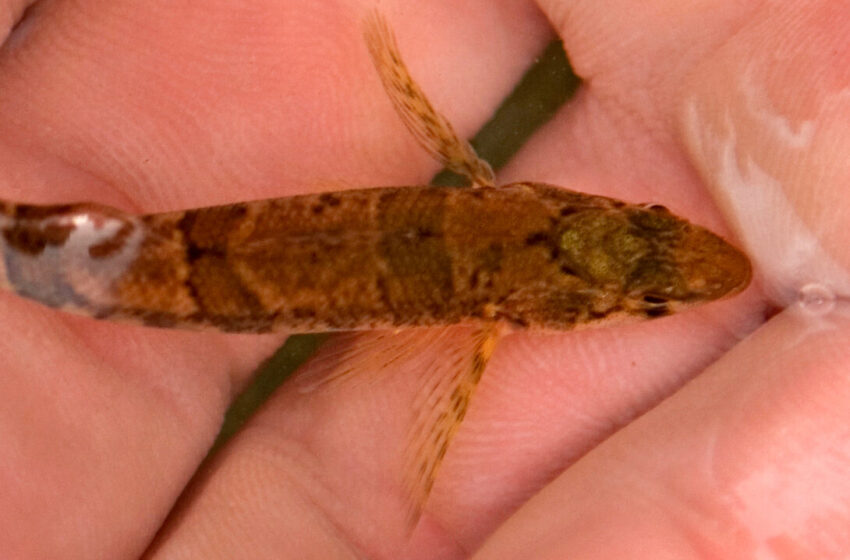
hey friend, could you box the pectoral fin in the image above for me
[296,324,500,527]
[403,322,499,525]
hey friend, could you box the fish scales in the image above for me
[0,182,750,333]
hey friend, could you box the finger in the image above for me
[139,1,552,559]
[510,0,758,230]
[443,0,762,543]
[0,312,277,559]
[476,1,850,557]
[476,306,850,558]
[0,1,353,558]
[679,1,850,306]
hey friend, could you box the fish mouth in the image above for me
[674,225,752,302]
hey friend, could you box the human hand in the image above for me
[3,0,845,558]
[476,1,850,558]
[0,1,550,557]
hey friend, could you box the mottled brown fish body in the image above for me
[0,183,750,333]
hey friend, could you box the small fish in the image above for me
[0,12,750,523]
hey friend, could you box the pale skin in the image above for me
[1,1,848,559]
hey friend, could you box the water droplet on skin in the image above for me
[797,283,836,316]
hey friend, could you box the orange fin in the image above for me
[295,330,421,394]
[363,11,496,188]
[403,323,499,526]
[295,324,500,527]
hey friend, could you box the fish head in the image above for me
[555,203,751,319]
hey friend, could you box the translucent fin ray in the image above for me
[294,324,499,527]
[363,11,495,188]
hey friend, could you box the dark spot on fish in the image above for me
[89,222,135,259]
[436,440,448,461]
[644,306,670,318]
[319,193,341,207]
[419,111,437,128]
[184,242,203,263]
[524,232,549,246]
[292,306,316,319]
[13,204,76,220]
[451,395,465,414]
[2,222,74,256]
[134,310,181,329]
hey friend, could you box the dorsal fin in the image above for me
[363,11,495,188]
